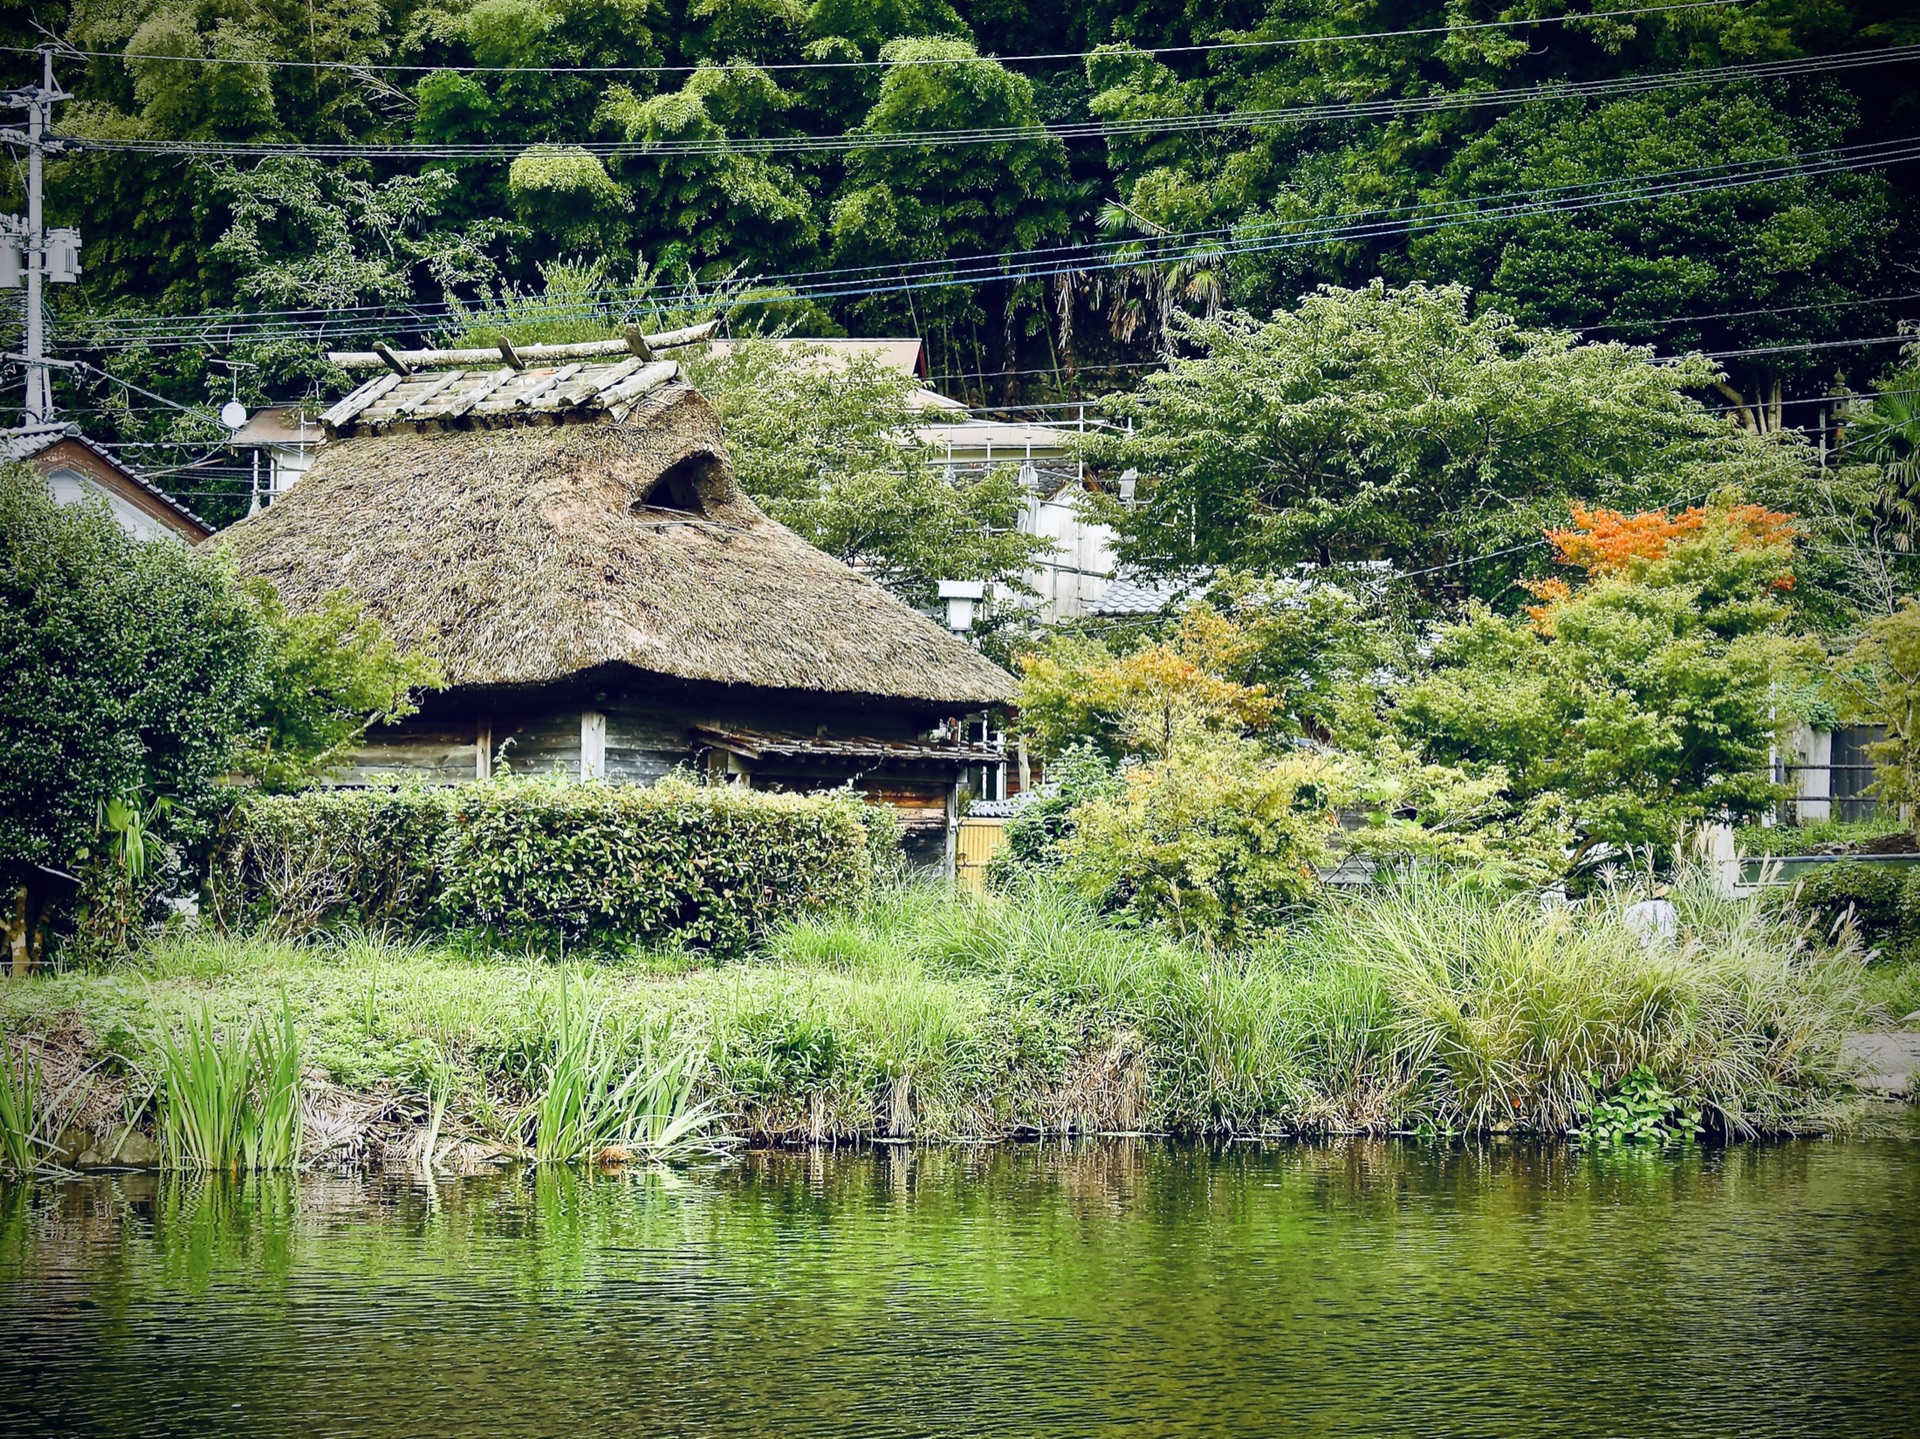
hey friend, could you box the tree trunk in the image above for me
[1002,282,1019,406]
[1712,380,1758,433]
[8,886,26,979]
[1055,273,1077,398]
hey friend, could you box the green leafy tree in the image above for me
[1055,735,1346,944]
[1837,598,1920,831]
[0,465,268,956]
[693,337,1051,604]
[600,65,817,274]
[239,584,443,794]
[1850,365,1920,545]
[0,466,440,958]
[213,156,506,308]
[1090,282,1811,596]
[506,145,632,260]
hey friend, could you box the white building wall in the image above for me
[268,442,318,497]
[1785,723,1833,822]
[1017,483,1117,621]
[45,468,184,543]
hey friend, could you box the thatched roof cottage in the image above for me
[215,345,1017,868]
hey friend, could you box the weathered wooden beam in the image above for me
[597,360,679,411]
[372,341,413,377]
[541,355,643,411]
[395,369,468,417]
[325,319,719,370]
[321,371,403,430]
[432,367,519,422]
[510,362,583,410]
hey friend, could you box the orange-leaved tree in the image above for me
[1399,496,1815,851]
[1524,501,1798,636]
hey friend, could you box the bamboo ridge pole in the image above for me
[326,320,720,372]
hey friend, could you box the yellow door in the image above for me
[954,818,1008,894]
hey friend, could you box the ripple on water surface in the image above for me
[1,1139,1917,1438]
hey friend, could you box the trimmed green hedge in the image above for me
[208,776,897,952]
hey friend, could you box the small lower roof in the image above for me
[697,726,1002,763]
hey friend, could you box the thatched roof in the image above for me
[214,369,1017,707]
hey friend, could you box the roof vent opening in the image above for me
[636,451,724,516]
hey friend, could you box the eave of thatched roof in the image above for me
[213,380,1018,707]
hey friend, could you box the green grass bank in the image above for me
[2,872,1899,1169]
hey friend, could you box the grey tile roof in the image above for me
[1089,573,1206,617]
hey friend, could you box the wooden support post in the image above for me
[372,341,413,377]
[476,718,492,781]
[580,710,606,780]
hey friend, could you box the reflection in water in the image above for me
[1,1139,1917,1437]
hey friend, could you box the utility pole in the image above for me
[1,49,81,429]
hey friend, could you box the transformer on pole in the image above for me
[1,49,81,429]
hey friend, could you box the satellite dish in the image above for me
[220,398,248,430]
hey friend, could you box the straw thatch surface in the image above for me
[215,382,1017,705]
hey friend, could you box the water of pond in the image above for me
[2,1138,1917,1438]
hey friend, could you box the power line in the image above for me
[60,135,1920,354]
[5,2,1759,78]
[1582,291,1920,331]
[65,44,1919,161]
[67,283,1920,364]
[1697,333,1916,359]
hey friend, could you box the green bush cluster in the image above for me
[1784,861,1920,959]
[209,776,895,953]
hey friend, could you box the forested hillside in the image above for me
[1,1,1916,525]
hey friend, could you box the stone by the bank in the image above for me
[77,1127,160,1170]
[1843,1032,1920,1097]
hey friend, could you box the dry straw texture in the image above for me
[213,383,1015,705]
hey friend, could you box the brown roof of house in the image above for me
[210,375,1017,707]
[229,405,326,449]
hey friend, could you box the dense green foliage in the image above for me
[9,2,1913,523]
[0,465,266,877]
[1573,1066,1702,1146]
[1836,597,1920,821]
[1393,498,1817,849]
[1785,859,1920,959]
[239,583,444,793]
[0,467,436,960]
[209,776,896,952]
[1087,284,1815,591]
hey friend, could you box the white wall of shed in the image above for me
[44,467,184,543]
[1787,723,1833,822]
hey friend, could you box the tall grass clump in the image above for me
[529,973,727,1163]
[0,1047,79,1175]
[152,1000,303,1171]
[766,881,1167,1010]
[1306,870,1870,1135]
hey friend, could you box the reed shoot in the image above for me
[152,998,303,1171]
[530,972,727,1163]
